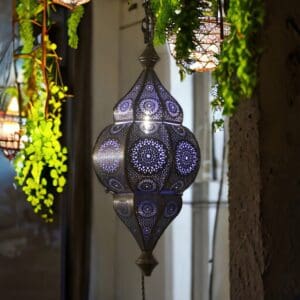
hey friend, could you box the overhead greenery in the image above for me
[12,0,85,221]
[151,0,265,121]
[151,0,210,79]
[68,5,85,49]
[212,0,265,116]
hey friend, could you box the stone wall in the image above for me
[229,0,300,299]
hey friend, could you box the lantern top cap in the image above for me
[139,43,160,69]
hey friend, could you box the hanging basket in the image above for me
[168,17,230,73]
[52,0,90,10]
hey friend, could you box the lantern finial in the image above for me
[136,251,158,276]
[139,43,160,69]
[141,0,155,45]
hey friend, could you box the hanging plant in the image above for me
[151,0,265,126]
[211,0,265,116]
[151,0,216,79]
[13,0,86,221]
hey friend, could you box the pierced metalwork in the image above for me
[92,0,201,277]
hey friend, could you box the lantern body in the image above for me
[92,45,201,275]
[0,96,23,160]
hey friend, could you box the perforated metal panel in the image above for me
[92,44,201,276]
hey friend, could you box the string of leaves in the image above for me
[68,5,85,49]
[13,0,85,221]
[212,0,265,116]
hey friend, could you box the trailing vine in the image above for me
[13,0,86,221]
[151,0,213,79]
[151,0,265,124]
[68,5,85,49]
[212,0,265,116]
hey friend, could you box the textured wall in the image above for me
[229,0,300,299]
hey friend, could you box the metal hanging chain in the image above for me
[141,274,146,300]
[141,0,155,44]
[217,0,225,40]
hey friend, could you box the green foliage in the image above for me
[151,0,265,119]
[152,0,211,79]
[14,87,68,221]
[13,0,82,221]
[67,5,85,49]
[212,0,265,115]
[0,87,18,110]
[16,0,42,53]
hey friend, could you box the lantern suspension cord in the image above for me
[141,274,146,300]
[217,0,225,40]
[142,0,155,44]
[42,0,50,117]
[208,127,227,300]
[140,3,152,300]
[12,0,23,116]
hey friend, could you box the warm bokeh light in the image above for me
[0,96,22,160]
[6,96,19,115]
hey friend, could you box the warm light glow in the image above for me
[142,116,152,134]
[0,96,22,158]
[52,0,90,9]
[0,97,20,142]
[1,122,20,138]
[7,96,19,115]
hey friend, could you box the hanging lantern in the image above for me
[167,0,231,73]
[92,1,201,277]
[0,95,23,160]
[52,0,90,10]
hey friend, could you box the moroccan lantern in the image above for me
[0,94,23,160]
[92,0,201,276]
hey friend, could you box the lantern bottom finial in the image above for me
[136,251,158,276]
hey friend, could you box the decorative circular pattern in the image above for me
[137,179,157,192]
[138,200,157,218]
[166,100,180,117]
[139,122,159,134]
[134,85,141,92]
[117,99,132,113]
[108,178,124,192]
[139,98,159,116]
[110,124,126,135]
[176,141,199,176]
[171,180,185,192]
[143,227,152,237]
[99,139,121,173]
[130,138,167,175]
[138,217,156,238]
[145,84,154,92]
[115,201,131,217]
[164,200,179,218]
[172,125,186,137]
